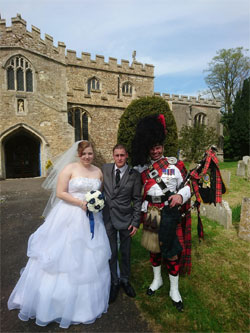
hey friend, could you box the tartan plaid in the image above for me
[165,259,180,276]
[141,158,192,275]
[150,254,181,275]
[190,149,225,204]
[150,252,162,267]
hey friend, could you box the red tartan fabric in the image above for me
[177,161,192,275]
[190,149,224,204]
[165,259,180,276]
[141,158,169,201]
[150,253,180,276]
[141,158,192,275]
[150,252,162,267]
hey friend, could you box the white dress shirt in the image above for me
[138,157,191,212]
[114,163,128,180]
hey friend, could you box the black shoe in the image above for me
[109,283,120,304]
[146,288,155,296]
[172,300,184,312]
[146,285,163,296]
[120,281,136,298]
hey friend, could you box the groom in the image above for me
[102,144,142,303]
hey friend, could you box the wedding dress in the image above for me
[8,177,111,329]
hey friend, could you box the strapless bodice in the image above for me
[68,177,102,200]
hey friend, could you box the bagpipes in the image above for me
[179,145,226,240]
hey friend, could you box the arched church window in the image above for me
[68,108,89,141]
[6,56,33,92]
[87,77,100,94]
[122,82,132,95]
[194,113,206,126]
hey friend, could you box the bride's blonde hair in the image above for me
[77,140,93,156]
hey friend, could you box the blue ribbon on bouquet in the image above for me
[87,210,95,239]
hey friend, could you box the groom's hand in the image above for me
[128,225,138,237]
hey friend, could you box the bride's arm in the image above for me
[99,169,104,191]
[56,164,87,210]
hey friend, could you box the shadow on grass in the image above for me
[131,213,250,332]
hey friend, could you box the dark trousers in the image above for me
[106,222,131,285]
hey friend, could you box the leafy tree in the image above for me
[117,96,178,163]
[178,125,219,162]
[226,77,250,159]
[204,47,250,116]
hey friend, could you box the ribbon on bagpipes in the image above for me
[181,147,226,240]
[87,210,95,239]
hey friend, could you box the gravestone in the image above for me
[200,200,232,229]
[247,160,250,181]
[236,160,246,177]
[220,170,231,189]
[238,197,250,242]
[243,156,250,165]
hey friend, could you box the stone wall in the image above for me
[0,14,223,178]
[0,23,74,177]
[0,14,154,177]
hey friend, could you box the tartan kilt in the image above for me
[159,205,183,259]
[141,205,184,258]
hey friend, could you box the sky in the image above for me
[1,0,249,97]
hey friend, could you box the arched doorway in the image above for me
[4,129,40,178]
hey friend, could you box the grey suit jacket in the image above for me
[102,163,142,230]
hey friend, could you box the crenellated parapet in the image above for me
[66,50,154,76]
[155,92,221,107]
[0,14,154,76]
[0,14,67,62]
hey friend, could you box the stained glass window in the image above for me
[122,82,132,94]
[87,77,100,94]
[82,113,88,140]
[17,68,24,91]
[6,56,33,92]
[26,69,33,92]
[7,67,15,90]
[68,109,89,141]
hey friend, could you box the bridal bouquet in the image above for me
[85,190,105,239]
[85,190,105,212]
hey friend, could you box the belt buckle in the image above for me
[152,196,161,204]
[149,170,158,178]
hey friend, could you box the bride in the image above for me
[8,141,111,329]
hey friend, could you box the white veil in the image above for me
[42,140,82,218]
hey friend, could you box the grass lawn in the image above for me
[130,162,250,332]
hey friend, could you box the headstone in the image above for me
[200,200,232,229]
[236,160,246,177]
[242,156,250,165]
[238,197,250,242]
[220,170,231,189]
[246,160,250,181]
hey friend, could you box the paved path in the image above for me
[1,178,151,333]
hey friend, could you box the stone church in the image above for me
[0,14,223,179]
